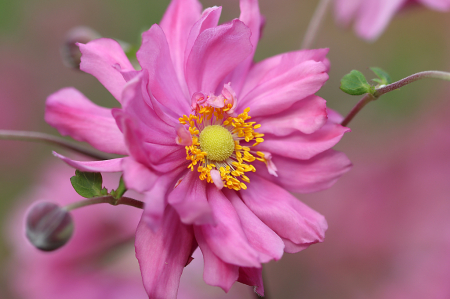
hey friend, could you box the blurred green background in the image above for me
[0,0,449,298]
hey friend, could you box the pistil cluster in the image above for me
[179,103,266,191]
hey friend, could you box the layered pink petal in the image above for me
[78,38,134,102]
[168,171,214,225]
[137,25,189,115]
[120,71,178,145]
[135,207,195,299]
[226,0,262,94]
[240,175,328,252]
[140,167,187,230]
[238,267,264,296]
[199,185,261,268]
[253,95,327,136]
[194,227,239,292]
[256,149,352,193]
[240,59,328,117]
[53,152,123,172]
[255,121,350,160]
[184,7,222,66]
[122,157,158,193]
[113,109,150,167]
[160,0,202,96]
[45,87,127,155]
[185,19,252,95]
[225,189,285,262]
[240,48,329,100]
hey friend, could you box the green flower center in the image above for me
[199,125,235,162]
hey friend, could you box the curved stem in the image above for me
[0,130,113,160]
[301,0,332,49]
[341,70,450,126]
[340,94,375,127]
[63,196,144,212]
[374,70,450,97]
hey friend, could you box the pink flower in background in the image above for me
[45,0,351,297]
[5,162,148,299]
[286,96,450,299]
[334,0,450,40]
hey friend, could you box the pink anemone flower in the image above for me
[334,0,450,41]
[45,0,352,297]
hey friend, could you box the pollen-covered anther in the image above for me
[180,100,264,191]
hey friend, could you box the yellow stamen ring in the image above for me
[179,105,264,191]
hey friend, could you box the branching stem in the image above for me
[341,71,450,126]
[63,196,144,212]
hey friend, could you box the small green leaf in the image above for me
[340,70,372,95]
[111,176,127,200]
[370,67,392,85]
[70,170,103,198]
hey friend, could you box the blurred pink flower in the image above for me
[5,162,148,299]
[334,0,450,40]
[45,0,351,297]
[286,96,450,299]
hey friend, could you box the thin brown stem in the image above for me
[341,70,450,127]
[0,130,113,160]
[63,196,144,212]
[301,0,332,49]
[340,94,376,127]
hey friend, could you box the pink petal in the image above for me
[240,174,328,252]
[112,109,150,167]
[333,0,361,27]
[135,207,195,299]
[225,189,285,262]
[160,0,202,97]
[354,0,405,41]
[137,24,190,115]
[53,152,123,172]
[255,121,350,160]
[256,149,352,193]
[194,227,239,292]
[184,6,222,68]
[45,87,127,155]
[240,48,329,100]
[122,157,158,193]
[225,0,262,94]
[168,171,214,225]
[238,267,264,296]
[420,0,450,10]
[239,60,328,117]
[199,185,261,268]
[141,167,188,230]
[120,71,178,145]
[78,38,134,102]
[253,95,327,136]
[185,19,252,96]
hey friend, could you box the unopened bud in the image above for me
[61,26,101,69]
[26,202,74,251]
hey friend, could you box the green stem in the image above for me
[0,130,113,160]
[301,0,332,49]
[63,196,144,212]
[341,70,450,127]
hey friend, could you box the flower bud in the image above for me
[61,26,101,69]
[26,202,74,251]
